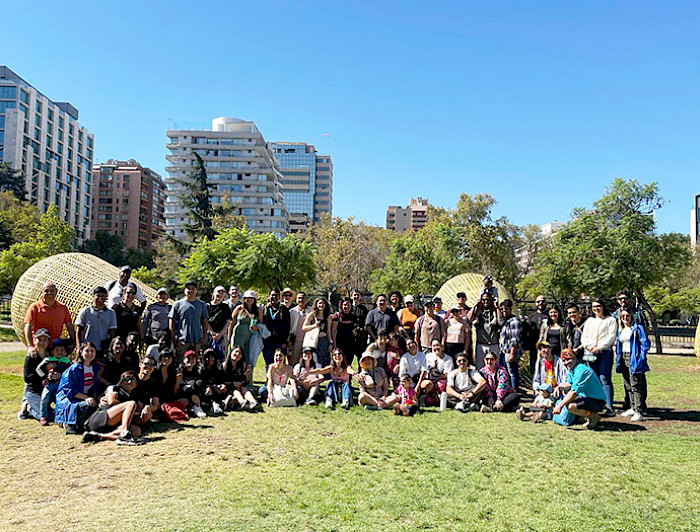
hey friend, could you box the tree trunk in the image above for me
[637,289,662,355]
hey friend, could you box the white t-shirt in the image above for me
[447,367,481,392]
[106,280,146,308]
[619,326,633,354]
[83,365,95,394]
[399,352,427,377]
[425,352,454,375]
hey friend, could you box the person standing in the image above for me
[24,282,76,350]
[581,298,618,416]
[467,292,500,369]
[351,290,369,352]
[226,285,241,313]
[281,287,295,309]
[106,266,146,309]
[113,285,144,341]
[498,299,523,391]
[169,280,213,363]
[564,302,585,358]
[75,287,117,356]
[612,291,648,332]
[288,291,310,366]
[302,298,332,367]
[331,297,360,366]
[365,294,400,343]
[397,295,421,340]
[143,288,172,347]
[207,286,232,358]
[616,309,650,422]
[262,289,291,369]
[414,299,446,354]
[526,295,549,375]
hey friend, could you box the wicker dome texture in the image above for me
[434,272,510,311]
[11,253,164,345]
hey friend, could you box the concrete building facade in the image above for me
[165,117,289,240]
[386,197,429,232]
[91,160,165,250]
[270,142,333,232]
[0,66,94,242]
[692,193,700,248]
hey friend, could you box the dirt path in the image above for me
[0,341,24,352]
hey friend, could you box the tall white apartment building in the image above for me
[0,66,94,242]
[165,117,289,239]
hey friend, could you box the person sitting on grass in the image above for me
[552,348,607,429]
[262,348,298,407]
[177,350,208,418]
[425,339,454,405]
[616,309,650,422]
[308,348,355,410]
[18,328,52,422]
[445,353,486,412]
[364,332,389,370]
[81,370,144,445]
[357,352,399,410]
[393,374,418,416]
[133,354,162,428]
[36,338,72,426]
[200,348,227,415]
[293,346,324,406]
[398,339,430,398]
[478,351,520,413]
[55,342,100,434]
[222,345,258,411]
[154,349,180,405]
[516,383,555,422]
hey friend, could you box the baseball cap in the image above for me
[537,383,553,393]
[536,340,551,349]
[183,350,197,359]
[243,290,256,298]
[404,295,414,303]
[34,328,50,339]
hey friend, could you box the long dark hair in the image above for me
[331,348,347,371]
[243,298,259,317]
[592,297,609,317]
[76,342,97,365]
[313,298,330,319]
[107,337,125,361]
[224,345,247,373]
[547,306,563,326]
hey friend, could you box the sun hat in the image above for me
[281,287,294,296]
[536,340,551,349]
[359,352,375,364]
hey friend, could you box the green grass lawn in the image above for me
[0,352,698,531]
[0,327,19,342]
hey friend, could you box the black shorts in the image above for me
[86,408,111,433]
[572,397,606,413]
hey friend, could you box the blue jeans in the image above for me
[40,382,59,420]
[586,348,614,410]
[22,388,41,421]
[501,354,521,391]
[325,380,352,406]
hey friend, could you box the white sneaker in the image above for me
[325,397,333,409]
[212,402,223,416]
[192,405,207,418]
[222,395,234,411]
[621,408,635,417]
[341,399,350,409]
[247,400,258,411]
[630,412,644,422]
[455,401,466,411]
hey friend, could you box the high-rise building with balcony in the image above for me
[270,142,333,232]
[91,160,165,250]
[0,66,94,242]
[165,117,289,239]
[386,197,430,232]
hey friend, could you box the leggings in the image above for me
[484,392,520,412]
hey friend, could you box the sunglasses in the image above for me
[141,362,156,367]
[457,359,467,363]
[123,377,137,383]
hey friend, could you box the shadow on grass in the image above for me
[647,407,700,423]
[595,420,647,432]
[146,422,216,434]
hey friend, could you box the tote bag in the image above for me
[302,323,320,349]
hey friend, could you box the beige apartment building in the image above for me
[91,160,165,250]
[386,197,430,232]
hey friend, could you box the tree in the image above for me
[372,193,520,297]
[79,231,125,265]
[178,228,316,293]
[0,163,26,201]
[305,215,393,296]
[521,178,691,353]
[0,204,74,292]
[0,191,42,250]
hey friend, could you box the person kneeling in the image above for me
[552,348,607,429]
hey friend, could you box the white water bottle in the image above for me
[439,391,447,411]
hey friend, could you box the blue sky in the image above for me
[3,1,699,234]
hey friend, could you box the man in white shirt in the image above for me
[106,266,146,309]
[288,291,310,366]
[446,353,486,411]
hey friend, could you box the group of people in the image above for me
[18,268,652,445]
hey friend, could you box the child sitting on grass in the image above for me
[36,339,72,426]
[515,383,554,422]
[393,374,418,416]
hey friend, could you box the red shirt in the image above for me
[25,299,72,341]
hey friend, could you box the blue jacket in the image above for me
[615,324,650,375]
[54,362,99,425]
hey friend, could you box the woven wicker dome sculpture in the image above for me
[434,272,510,311]
[11,252,164,345]
[695,325,700,358]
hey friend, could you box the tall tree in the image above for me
[174,152,216,242]
[78,231,125,265]
[521,178,690,353]
[0,191,42,249]
[0,163,26,201]
[305,215,393,296]
[0,204,73,292]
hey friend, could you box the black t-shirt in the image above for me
[101,355,137,386]
[23,353,44,395]
[154,367,178,403]
[207,302,232,334]
[201,362,225,386]
[114,302,144,339]
[332,311,358,346]
[224,358,248,384]
[135,375,161,404]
